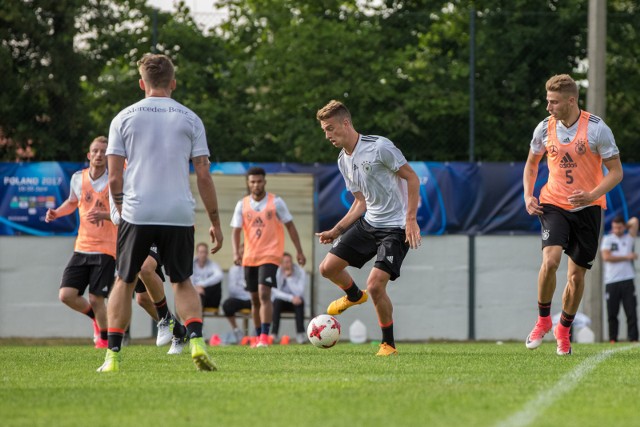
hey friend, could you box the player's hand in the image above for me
[297,252,306,267]
[233,253,242,266]
[567,190,594,208]
[315,229,339,244]
[209,225,223,254]
[292,296,303,305]
[525,196,543,216]
[86,208,105,225]
[45,208,57,223]
[405,220,421,250]
[629,253,638,261]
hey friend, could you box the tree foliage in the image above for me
[0,0,638,162]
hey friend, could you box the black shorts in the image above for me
[199,284,222,309]
[330,217,410,281]
[134,245,166,293]
[222,297,252,316]
[60,252,115,297]
[117,221,194,283]
[244,264,279,292]
[539,204,602,269]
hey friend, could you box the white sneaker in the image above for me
[296,333,307,344]
[167,336,188,355]
[233,328,244,344]
[156,315,175,347]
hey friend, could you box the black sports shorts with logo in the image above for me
[329,217,410,281]
[244,264,279,292]
[60,252,115,297]
[538,204,601,269]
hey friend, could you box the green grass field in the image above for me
[1,340,638,427]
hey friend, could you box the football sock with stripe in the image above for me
[185,318,204,339]
[107,328,125,352]
[344,281,363,302]
[560,311,575,328]
[538,301,552,318]
[154,297,170,320]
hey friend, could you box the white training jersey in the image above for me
[68,169,108,202]
[273,264,306,302]
[226,265,251,301]
[601,232,636,284]
[106,97,210,226]
[191,259,224,287]
[530,113,619,159]
[229,193,293,228]
[338,134,408,228]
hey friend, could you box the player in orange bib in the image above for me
[45,136,116,349]
[231,167,306,347]
[523,74,623,355]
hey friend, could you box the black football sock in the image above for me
[344,281,363,302]
[381,322,395,348]
[560,311,575,328]
[107,329,124,352]
[173,321,187,339]
[154,297,170,320]
[185,319,203,339]
[538,301,552,318]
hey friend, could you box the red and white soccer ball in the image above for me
[307,314,341,348]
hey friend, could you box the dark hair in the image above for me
[246,166,266,178]
[612,215,626,225]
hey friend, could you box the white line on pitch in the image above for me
[494,344,639,427]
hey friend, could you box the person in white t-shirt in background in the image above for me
[601,215,639,343]
[315,100,422,357]
[192,242,224,310]
[221,243,253,343]
[272,252,307,344]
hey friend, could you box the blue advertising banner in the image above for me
[0,162,83,235]
[1,161,638,236]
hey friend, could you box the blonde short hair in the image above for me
[545,74,579,99]
[316,100,352,122]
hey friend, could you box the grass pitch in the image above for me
[1,341,638,427]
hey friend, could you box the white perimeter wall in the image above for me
[1,235,636,342]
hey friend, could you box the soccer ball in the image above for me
[307,314,341,348]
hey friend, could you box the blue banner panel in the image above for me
[2,161,638,236]
[0,162,82,235]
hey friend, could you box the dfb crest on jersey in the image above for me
[575,139,587,155]
[361,161,372,174]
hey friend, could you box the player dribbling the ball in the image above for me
[315,100,421,357]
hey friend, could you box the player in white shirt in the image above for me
[523,74,623,356]
[100,53,222,373]
[221,243,253,343]
[192,242,224,309]
[272,252,307,343]
[315,100,421,357]
[601,216,639,342]
[110,196,188,354]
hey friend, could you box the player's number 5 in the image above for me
[565,169,573,184]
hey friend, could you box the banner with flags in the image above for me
[1,161,637,236]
